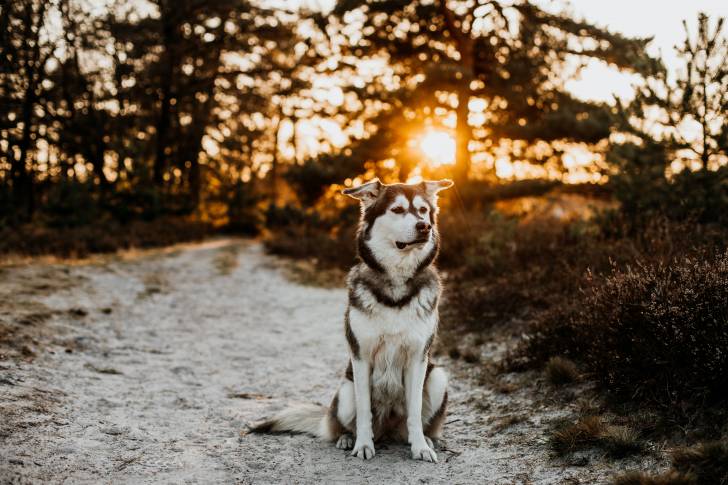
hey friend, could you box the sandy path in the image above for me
[0,240,631,484]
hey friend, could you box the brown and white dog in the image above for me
[252,178,453,462]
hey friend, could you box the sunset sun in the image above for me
[418,130,456,166]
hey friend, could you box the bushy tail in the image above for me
[250,403,334,440]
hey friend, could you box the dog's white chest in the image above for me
[353,306,436,358]
[350,306,437,408]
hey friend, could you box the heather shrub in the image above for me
[439,209,627,329]
[614,441,728,485]
[0,217,211,258]
[41,180,100,228]
[671,441,728,485]
[520,252,728,404]
[264,203,358,270]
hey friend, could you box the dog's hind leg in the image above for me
[423,366,448,441]
[332,380,355,449]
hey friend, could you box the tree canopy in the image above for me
[0,0,724,229]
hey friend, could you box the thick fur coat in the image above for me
[253,179,453,463]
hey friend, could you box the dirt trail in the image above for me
[0,240,639,484]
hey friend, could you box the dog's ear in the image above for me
[342,179,382,206]
[422,179,454,197]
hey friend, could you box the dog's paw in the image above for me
[336,434,354,450]
[425,436,434,449]
[411,442,438,463]
[351,437,376,460]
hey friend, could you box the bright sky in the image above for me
[532,0,728,102]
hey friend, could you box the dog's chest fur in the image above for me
[347,263,440,412]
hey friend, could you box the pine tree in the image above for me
[610,13,728,224]
[0,0,58,218]
[616,13,727,171]
[331,0,660,184]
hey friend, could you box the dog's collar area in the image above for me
[395,238,428,250]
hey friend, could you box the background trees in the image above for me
[610,13,728,225]
[0,1,725,233]
[329,0,660,185]
[0,0,304,226]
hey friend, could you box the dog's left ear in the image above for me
[342,178,382,206]
[422,179,454,197]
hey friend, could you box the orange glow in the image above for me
[418,130,456,166]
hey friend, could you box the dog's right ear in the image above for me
[342,179,381,206]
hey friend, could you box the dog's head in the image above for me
[343,179,453,274]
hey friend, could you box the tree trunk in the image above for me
[186,43,223,212]
[270,115,282,204]
[700,78,710,170]
[454,84,472,185]
[290,116,299,164]
[154,19,176,186]
[92,123,110,188]
[438,0,474,185]
[14,83,36,218]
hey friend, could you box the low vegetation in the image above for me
[0,217,213,259]
[615,441,728,485]
[520,251,728,406]
[549,416,643,458]
[260,182,728,481]
[544,357,580,386]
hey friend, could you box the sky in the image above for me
[291,0,728,104]
[542,0,728,103]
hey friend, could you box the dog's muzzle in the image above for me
[396,222,431,249]
[395,237,429,250]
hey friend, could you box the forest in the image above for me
[1,0,728,483]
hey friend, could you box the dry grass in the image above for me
[491,414,528,433]
[139,272,168,298]
[273,258,347,289]
[672,441,728,485]
[614,441,728,485]
[550,416,643,458]
[213,246,240,275]
[550,416,605,455]
[613,471,695,485]
[545,356,580,385]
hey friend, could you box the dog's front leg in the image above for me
[405,357,437,462]
[351,359,375,460]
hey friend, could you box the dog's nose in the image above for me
[416,221,431,233]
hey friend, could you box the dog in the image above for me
[252,178,453,463]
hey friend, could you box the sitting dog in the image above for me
[253,178,453,462]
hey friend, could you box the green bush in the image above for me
[284,152,364,206]
[609,141,728,227]
[264,204,359,270]
[41,180,101,228]
[104,185,165,223]
[219,181,263,234]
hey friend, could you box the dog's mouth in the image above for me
[395,238,429,250]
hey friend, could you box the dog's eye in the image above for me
[418,207,428,214]
[391,207,405,214]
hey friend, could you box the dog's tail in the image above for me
[249,403,335,440]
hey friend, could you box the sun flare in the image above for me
[418,130,456,166]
